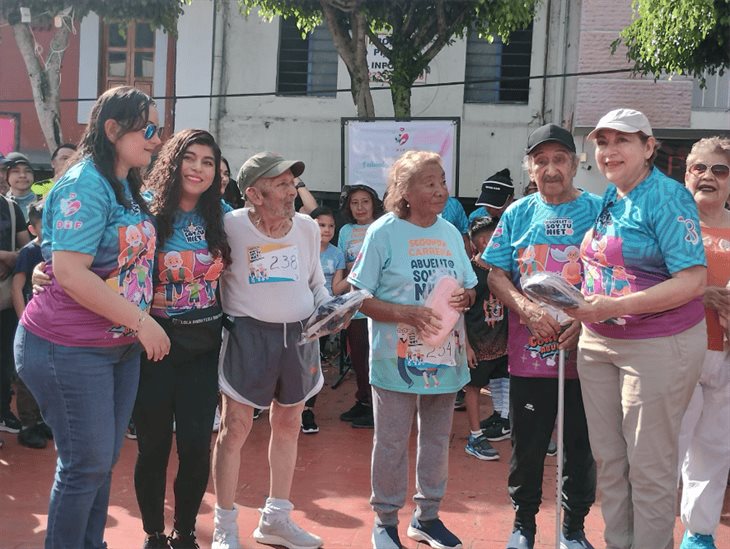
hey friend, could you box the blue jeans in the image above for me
[14,325,142,549]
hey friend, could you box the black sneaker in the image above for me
[0,412,21,434]
[484,417,511,442]
[407,516,462,549]
[478,411,501,431]
[168,530,199,549]
[38,421,53,440]
[18,424,48,449]
[547,438,558,457]
[253,408,263,420]
[143,532,170,549]
[339,401,370,422]
[351,412,374,429]
[126,421,137,440]
[453,390,466,411]
[301,409,319,434]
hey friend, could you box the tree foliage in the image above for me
[238,0,539,118]
[1,1,188,152]
[616,0,730,80]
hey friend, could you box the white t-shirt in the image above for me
[220,208,329,322]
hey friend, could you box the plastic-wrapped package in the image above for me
[421,274,461,347]
[521,271,585,309]
[298,290,372,344]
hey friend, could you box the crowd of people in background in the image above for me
[0,85,727,549]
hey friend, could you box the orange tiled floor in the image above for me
[1,363,729,549]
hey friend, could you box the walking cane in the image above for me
[555,347,566,549]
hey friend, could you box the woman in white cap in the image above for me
[568,108,707,549]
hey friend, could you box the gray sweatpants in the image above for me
[370,385,456,527]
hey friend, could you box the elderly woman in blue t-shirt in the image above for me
[569,108,707,549]
[349,150,476,549]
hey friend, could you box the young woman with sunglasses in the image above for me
[676,137,730,549]
[133,129,231,549]
[14,86,170,549]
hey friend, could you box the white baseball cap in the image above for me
[587,108,653,140]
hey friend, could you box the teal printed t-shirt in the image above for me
[483,190,602,379]
[339,222,371,319]
[22,159,156,346]
[440,197,469,234]
[580,167,706,339]
[150,203,230,318]
[348,213,477,394]
[320,243,345,295]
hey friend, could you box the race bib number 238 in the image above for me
[247,244,300,284]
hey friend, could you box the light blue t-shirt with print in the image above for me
[349,213,477,395]
[150,204,230,318]
[338,222,370,265]
[483,190,602,379]
[320,243,345,295]
[580,167,706,339]
[22,158,156,346]
[441,197,469,234]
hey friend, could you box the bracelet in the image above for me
[133,310,148,335]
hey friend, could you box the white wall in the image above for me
[174,0,215,132]
[215,2,555,197]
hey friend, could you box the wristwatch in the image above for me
[295,181,306,189]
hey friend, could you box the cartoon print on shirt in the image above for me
[518,245,544,277]
[678,216,700,245]
[159,251,192,303]
[549,245,582,285]
[152,249,223,313]
[395,325,461,389]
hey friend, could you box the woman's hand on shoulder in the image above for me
[137,315,171,361]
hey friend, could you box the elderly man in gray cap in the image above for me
[212,152,329,549]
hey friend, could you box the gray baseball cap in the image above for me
[237,151,305,193]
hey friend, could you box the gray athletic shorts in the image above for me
[218,315,323,408]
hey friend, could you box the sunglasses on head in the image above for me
[688,162,730,179]
[142,123,163,140]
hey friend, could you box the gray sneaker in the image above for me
[372,524,402,548]
[253,511,322,549]
[506,528,534,549]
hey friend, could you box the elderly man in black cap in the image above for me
[481,124,600,549]
[211,152,329,549]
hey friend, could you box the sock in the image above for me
[470,430,482,438]
[490,379,503,417]
[499,378,510,419]
[263,497,293,520]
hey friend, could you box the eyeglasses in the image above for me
[142,123,163,140]
[688,163,730,179]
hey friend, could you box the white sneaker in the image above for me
[212,504,240,549]
[213,406,221,432]
[253,509,322,549]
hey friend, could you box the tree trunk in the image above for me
[390,82,411,119]
[321,1,375,119]
[11,22,70,153]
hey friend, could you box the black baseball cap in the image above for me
[475,168,514,208]
[525,124,576,155]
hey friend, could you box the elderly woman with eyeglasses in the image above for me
[675,137,730,549]
[568,109,707,549]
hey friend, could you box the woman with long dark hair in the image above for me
[14,85,169,548]
[133,129,231,549]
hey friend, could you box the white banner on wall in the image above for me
[344,119,460,199]
[368,34,427,86]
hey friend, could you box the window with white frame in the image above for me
[692,71,730,111]
[277,19,338,97]
[464,26,532,104]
